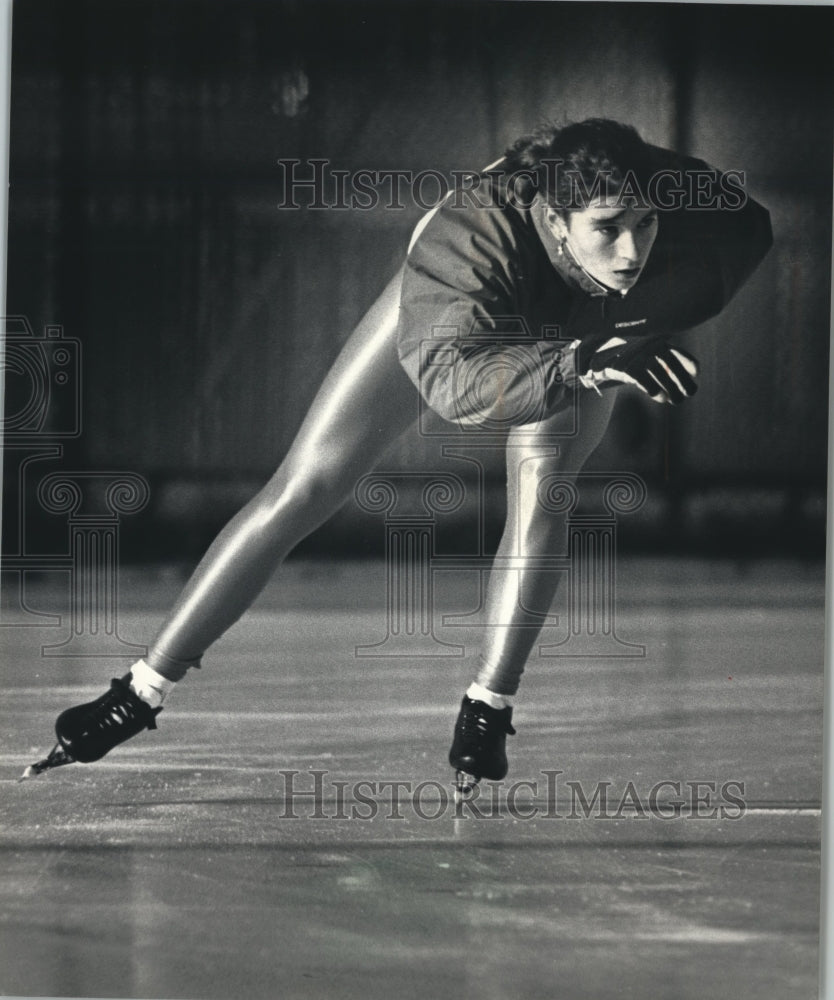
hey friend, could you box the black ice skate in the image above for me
[449,695,516,800]
[19,675,161,780]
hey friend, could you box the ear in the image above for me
[543,202,569,239]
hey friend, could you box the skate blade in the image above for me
[17,743,75,782]
[453,770,479,802]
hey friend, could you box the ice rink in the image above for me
[0,557,824,999]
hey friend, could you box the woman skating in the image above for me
[26,119,772,794]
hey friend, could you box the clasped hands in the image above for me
[572,333,699,405]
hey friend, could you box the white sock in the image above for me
[466,681,512,710]
[129,659,176,709]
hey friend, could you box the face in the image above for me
[545,200,659,292]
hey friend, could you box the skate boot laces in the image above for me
[81,676,159,732]
[449,695,516,783]
[55,675,161,763]
[456,697,516,749]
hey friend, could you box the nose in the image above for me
[616,230,639,264]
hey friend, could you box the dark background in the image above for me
[4,0,832,560]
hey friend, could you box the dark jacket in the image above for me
[396,150,773,428]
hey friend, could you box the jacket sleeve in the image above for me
[567,156,773,343]
[397,200,575,428]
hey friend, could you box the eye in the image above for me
[596,226,619,237]
[638,214,658,229]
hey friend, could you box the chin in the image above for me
[605,276,636,291]
[609,271,641,290]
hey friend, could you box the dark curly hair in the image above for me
[503,118,656,211]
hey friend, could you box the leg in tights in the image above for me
[145,267,418,679]
[475,387,619,697]
[144,260,616,694]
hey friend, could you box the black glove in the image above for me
[575,335,699,405]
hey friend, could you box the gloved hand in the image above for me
[574,334,699,404]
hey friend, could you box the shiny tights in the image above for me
[145,267,617,696]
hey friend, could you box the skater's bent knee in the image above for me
[254,463,349,528]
